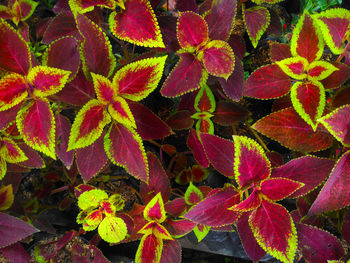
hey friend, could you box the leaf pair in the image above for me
[161,12,235,97]
[0,0,38,25]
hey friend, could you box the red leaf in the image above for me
[270,43,292,62]
[176,0,198,12]
[0,242,30,263]
[16,99,56,159]
[109,0,164,48]
[291,12,323,63]
[319,104,350,146]
[204,0,237,41]
[184,187,240,227]
[342,210,350,245]
[57,70,95,106]
[136,234,163,263]
[177,11,208,50]
[243,6,270,48]
[163,219,196,238]
[297,223,344,263]
[230,189,261,212]
[44,36,80,80]
[140,152,170,204]
[249,200,297,263]
[76,13,115,77]
[129,102,171,140]
[0,104,21,130]
[227,34,246,60]
[165,198,187,217]
[266,151,283,168]
[332,86,350,108]
[309,151,350,215]
[166,110,194,130]
[200,133,235,177]
[76,134,108,182]
[42,11,82,44]
[55,114,74,169]
[160,240,181,263]
[0,19,31,75]
[272,156,334,198]
[161,53,207,97]
[0,74,27,112]
[321,62,350,89]
[244,64,291,99]
[0,212,38,247]
[260,178,303,201]
[17,143,44,168]
[104,123,148,182]
[237,212,266,261]
[143,193,166,223]
[187,129,209,168]
[252,107,333,153]
[218,55,244,101]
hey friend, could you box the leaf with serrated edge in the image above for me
[184,182,203,205]
[194,224,210,242]
[78,189,108,210]
[260,178,304,201]
[69,0,116,13]
[276,56,308,80]
[229,189,262,212]
[291,12,324,63]
[28,66,71,98]
[290,81,325,131]
[313,8,350,55]
[135,233,163,263]
[0,185,14,211]
[309,151,350,215]
[108,97,136,128]
[233,136,271,188]
[307,61,338,81]
[0,138,27,163]
[194,84,216,113]
[68,99,111,150]
[318,104,350,146]
[0,158,5,180]
[113,56,167,101]
[139,222,173,240]
[244,64,291,99]
[16,99,56,159]
[144,192,166,223]
[91,73,114,105]
[10,0,38,23]
[177,11,208,51]
[243,5,270,48]
[249,200,297,263]
[104,123,148,182]
[98,216,127,243]
[0,74,27,112]
[161,53,208,97]
[198,40,235,79]
[109,0,165,48]
[251,0,284,3]
[253,107,333,153]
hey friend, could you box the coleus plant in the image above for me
[0,0,38,26]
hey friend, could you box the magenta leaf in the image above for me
[0,242,30,263]
[0,212,38,248]
[187,129,209,168]
[76,134,108,182]
[260,178,303,201]
[244,64,291,99]
[160,240,181,263]
[297,223,344,263]
[200,133,235,177]
[272,156,335,198]
[55,114,74,169]
[309,151,350,215]
[184,186,240,227]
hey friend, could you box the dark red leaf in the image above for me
[270,43,292,62]
[266,151,283,168]
[187,129,209,168]
[163,219,196,237]
[158,15,180,53]
[55,114,74,169]
[213,100,248,126]
[165,198,187,217]
[321,62,350,89]
[166,110,194,130]
[160,240,181,263]
[17,143,44,169]
[0,242,30,263]
[0,104,21,130]
[342,209,350,245]
[244,64,291,99]
[332,86,350,108]
[227,34,246,60]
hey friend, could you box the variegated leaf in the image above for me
[253,107,333,153]
[229,189,262,212]
[177,11,208,51]
[9,0,38,24]
[16,99,56,159]
[91,73,115,105]
[249,200,297,263]
[184,182,203,205]
[0,185,14,211]
[98,216,128,243]
[135,233,163,263]
[78,189,108,210]
[307,61,338,81]
[0,74,27,112]
[0,19,31,75]
[313,8,350,55]
[260,178,304,201]
[68,99,111,150]
[0,158,6,180]
[290,81,325,131]
[108,97,136,128]
[28,66,71,98]
[161,53,208,97]
[194,84,215,113]
[198,40,235,79]
[276,56,308,80]
[291,12,324,63]
[243,5,270,48]
[69,0,116,13]
[144,192,166,223]
[318,104,350,146]
[109,0,165,48]
[0,138,27,164]
[113,56,167,101]
[193,224,210,242]
[104,123,148,182]
[233,136,271,188]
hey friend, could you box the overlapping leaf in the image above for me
[144,193,166,223]
[109,0,165,48]
[0,138,27,164]
[0,74,27,112]
[0,185,14,211]
[69,0,116,13]
[98,216,127,243]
